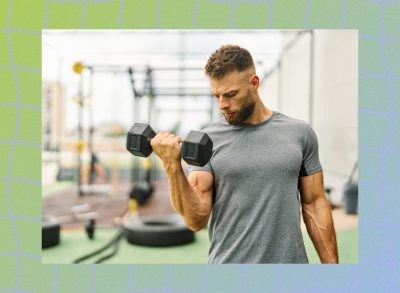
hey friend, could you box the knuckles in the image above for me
[151,132,181,148]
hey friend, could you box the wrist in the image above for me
[162,159,182,173]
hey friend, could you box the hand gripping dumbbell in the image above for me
[126,123,213,167]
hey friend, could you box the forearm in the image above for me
[302,196,338,264]
[163,161,210,231]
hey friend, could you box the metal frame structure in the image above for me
[74,63,214,196]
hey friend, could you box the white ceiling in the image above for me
[42,30,302,80]
[41,30,303,131]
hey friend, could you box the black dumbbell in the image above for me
[126,123,213,167]
[42,212,97,249]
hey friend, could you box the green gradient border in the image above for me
[1,0,399,292]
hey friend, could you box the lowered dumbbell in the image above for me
[126,123,213,167]
[42,207,98,249]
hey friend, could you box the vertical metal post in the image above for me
[127,68,138,184]
[146,67,154,184]
[147,67,154,127]
[88,67,94,185]
[77,73,84,196]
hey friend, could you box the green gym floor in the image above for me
[42,227,357,264]
[42,181,358,264]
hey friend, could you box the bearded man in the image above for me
[150,45,338,264]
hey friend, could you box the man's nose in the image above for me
[217,96,229,110]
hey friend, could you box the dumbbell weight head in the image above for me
[126,123,156,157]
[129,181,154,206]
[181,131,213,167]
[42,215,61,249]
[85,219,96,240]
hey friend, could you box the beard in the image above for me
[223,91,256,125]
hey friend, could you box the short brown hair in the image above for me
[205,45,255,79]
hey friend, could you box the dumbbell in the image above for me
[126,123,213,167]
[42,210,97,249]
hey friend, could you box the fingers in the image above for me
[151,132,182,147]
[150,132,167,146]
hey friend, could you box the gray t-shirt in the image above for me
[189,111,322,263]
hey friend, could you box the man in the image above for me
[151,45,338,264]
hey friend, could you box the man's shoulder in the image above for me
[274,112,319,147]
[274,111,312,132]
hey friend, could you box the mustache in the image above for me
[220,100,255,125]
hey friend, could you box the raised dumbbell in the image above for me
[126,123,213,167]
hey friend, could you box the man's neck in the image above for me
[243,101,272,125]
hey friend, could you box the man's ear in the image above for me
[250,75,259,88]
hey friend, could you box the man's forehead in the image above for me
[209,81,239,94]
[211,87,239,96]
[209,70,250,92]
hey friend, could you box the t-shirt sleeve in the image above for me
[187,127,214,175]
[188,161,213,175]
[299,125,322,177]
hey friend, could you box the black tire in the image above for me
[42,215,61,249]
[123,214,195,247]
